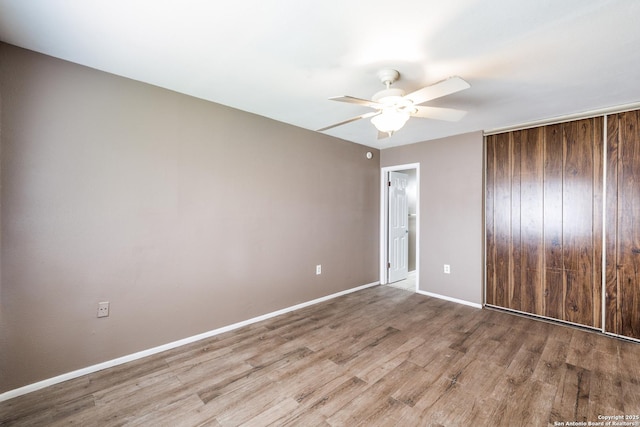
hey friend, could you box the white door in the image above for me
[388,171,409,283]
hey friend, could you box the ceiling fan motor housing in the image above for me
[373,70,416,114]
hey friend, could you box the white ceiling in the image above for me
[1,0,640,148]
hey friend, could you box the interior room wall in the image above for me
[380,132,484,305]
[0,43,380,392]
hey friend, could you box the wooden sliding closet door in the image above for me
[486,118,603,328]
[606,111,640,339]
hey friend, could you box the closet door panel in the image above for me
[485,117,603,328]
[563,119,596,326]
[604,115,619,333]
[494,133,512,308]
[618,111,640,339]
[510,134,523,311]
[485,135,497,306]
[518,128,545,316]
[591,118,604,329]
[543,124,564,320]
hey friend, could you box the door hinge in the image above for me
[388,181,391,187]
[388,262,391,269]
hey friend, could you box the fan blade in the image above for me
[404,76,470,106]
[410,106,467,122]
[329,96,382,109]
[317,111,380,132]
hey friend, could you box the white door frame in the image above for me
[380,163,420,289]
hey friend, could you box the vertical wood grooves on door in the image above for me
[592,118,604,329]
[486,118,604,329]
[485,137,495,306]
[601,114,607,333]
[544,124,563,320]
[614,110,640,339]
[605,113,619,334]
[510,132,520,311]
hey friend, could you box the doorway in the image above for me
[380,163,419,292]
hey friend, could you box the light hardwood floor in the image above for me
[2,285,640,426]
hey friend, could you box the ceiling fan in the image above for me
[317,69,470,139]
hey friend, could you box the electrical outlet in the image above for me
[97,301,110,318]
[316,265,322,275]
[444,264,451,274]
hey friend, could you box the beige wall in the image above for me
[381,132,484,305]
[0,44,380,392]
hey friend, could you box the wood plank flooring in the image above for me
[2,285,640,426]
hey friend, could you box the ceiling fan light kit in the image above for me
[370,109,410,133]
[318,69,470,139]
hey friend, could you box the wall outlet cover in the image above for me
[97,301,110,318]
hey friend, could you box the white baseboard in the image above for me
[0,281,379,403]
[417,290,482,309]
